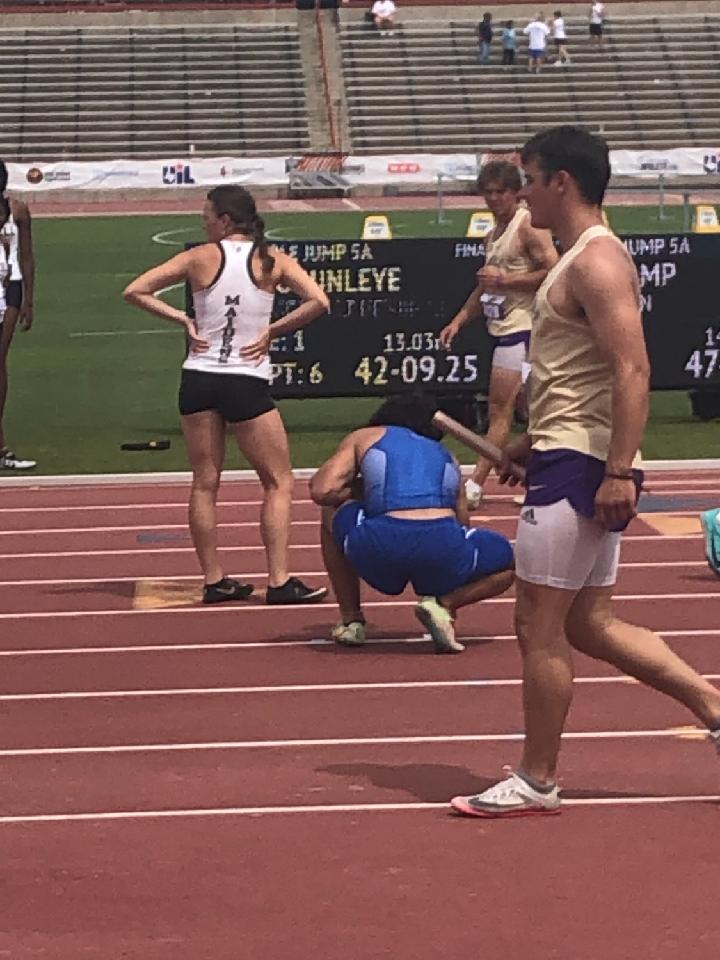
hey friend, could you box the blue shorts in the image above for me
[333,503,513,597]
[530,48,545,59]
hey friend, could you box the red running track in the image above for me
[0,474,719,959]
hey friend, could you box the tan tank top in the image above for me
[528,225,640,462]
[482,206,535,337]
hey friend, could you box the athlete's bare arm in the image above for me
[455,468,470,526]
[123,248,210,350]
[311,427,386,506]
[439,285,484,349]
[571,239,650,529]
[240,249,330,363]
[13,199,34,330]
[480,221,557,294]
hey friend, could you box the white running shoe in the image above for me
[450,770,561,818]
[710,727,720,756]
[512,493,525,506]
[331,620,366,646]
[465,478,483,509]
[0,449,37,470]
[415,597,464,653]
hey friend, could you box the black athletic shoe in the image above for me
[202,577,254,604]
[265,577,328,605]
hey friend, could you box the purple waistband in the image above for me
[495,331,531,348]
[524,449,643,531]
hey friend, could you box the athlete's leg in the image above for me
[471,363,522,489]
[516,578,579,783]
[230,408,294,588]
[440,567,514,616]
[320,504,363,623]
[181,409,226,584]
[0,306,19,452]
[511,499,606,784]
[566,586,720,729]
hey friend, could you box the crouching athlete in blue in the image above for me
[310,396,515,653]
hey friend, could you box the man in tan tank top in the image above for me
[450,126,720,819]
[439,160,557,508]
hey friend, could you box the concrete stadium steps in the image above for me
[0,24,310,160]
[340,15,720,152]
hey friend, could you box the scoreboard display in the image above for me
[268,238,493,396]
[187,234,720,396]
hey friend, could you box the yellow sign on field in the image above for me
[693,205,720,233]
[466,210,496,238]
[361,215,392,240]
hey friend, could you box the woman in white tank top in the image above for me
[0,160,37,471]
[124,185,330,606]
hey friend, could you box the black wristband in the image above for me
[605,471,634,481]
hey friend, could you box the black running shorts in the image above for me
[4,281,22,310]
[179,369,276,423]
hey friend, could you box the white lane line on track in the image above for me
[0,591,717,621]
[0,559,708,588]
[1,794,719,824]
[0,514,709,537]
[0,520,324,536]
[0,533,703,561]
[2,673,718,703]
[0,727,708,759]
[0,627,716,658]
[0,499,312,514]
[0,485,718,515]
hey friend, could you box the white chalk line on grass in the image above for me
[0,727,710,759]
[0,627,714,659]
[0,591,716,621]
[1,794,719,825]
[151,227,197,247]
[2,673,719,704]
[0,559,709,589]
[70,329,175,339]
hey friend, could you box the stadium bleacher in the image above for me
[339,14,720,152]
[1,4,719,163]
[0,22,309,160]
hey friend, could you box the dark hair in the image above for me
[477,159,523,193]
[505,20,514,27]
[367,394,442,441]
[521,125,611,206]
[0,195,9,226]
[206,184,275,274]
[482,12,492,21]
[554,9,562,16]
[0,160,7,196]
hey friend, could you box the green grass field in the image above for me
[5,205,719,476]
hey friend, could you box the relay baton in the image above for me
[431,410,526,482]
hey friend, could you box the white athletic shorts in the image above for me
[515,498,621,590]
[492,339,528,372]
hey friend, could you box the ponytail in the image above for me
[250,213,275,276]
[0,159,8,197]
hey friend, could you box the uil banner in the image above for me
[6,149,720,192]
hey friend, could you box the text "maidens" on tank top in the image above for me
[185,239,275,380]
